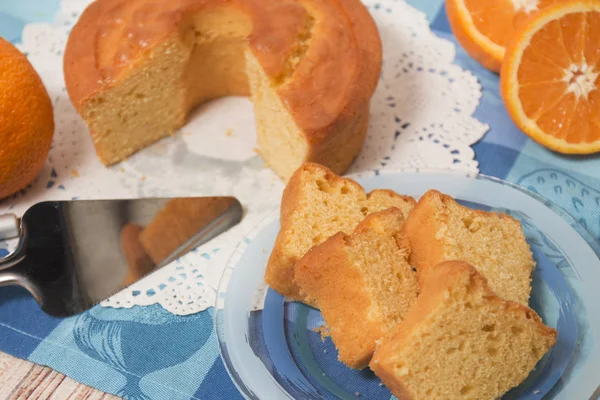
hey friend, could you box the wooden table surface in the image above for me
[0,353,117,400]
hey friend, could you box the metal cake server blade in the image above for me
[0,196,243,317]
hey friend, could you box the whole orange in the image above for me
[0,37,54,198]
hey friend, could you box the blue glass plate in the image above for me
[216,172,600,399]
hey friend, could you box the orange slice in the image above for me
[501,0,600,154]
[446,0,557,72]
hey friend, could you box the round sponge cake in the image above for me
[64,0,382,179]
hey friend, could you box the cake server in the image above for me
[0,196,243,317]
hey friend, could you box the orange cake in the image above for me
[64,0,382,179]
[265,163,416,301]
[370,261,556,400]
[295,208,418,369]
[403,190,534,305]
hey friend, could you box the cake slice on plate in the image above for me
[403,190,534,305]
[295,208,418,369]
[370,261,556,400]
[265,163,416,302]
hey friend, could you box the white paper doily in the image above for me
[0,0,489,315]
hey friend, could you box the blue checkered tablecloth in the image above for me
[1,1,599,399]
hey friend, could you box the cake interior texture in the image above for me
[370,261,556,400]
[80,7,279,166]
[294,208,418,369]
[265,163,415,300]
[404,190,535,305]
[66,0,381,179]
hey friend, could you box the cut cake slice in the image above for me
[370,261,557,400]
[265,162,415,301]
[294,208,419,369]
[403,189,534,305]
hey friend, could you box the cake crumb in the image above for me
[119,167,125,173]
[140,175,146,181]
[71,169,79,177]
[355,392,360,397]
[533,390,540,394]
[226,128,234,137]
[262,249,267,253]
[184,131,191,136]
[315,324,330,341]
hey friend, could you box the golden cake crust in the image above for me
[64,0,382,144]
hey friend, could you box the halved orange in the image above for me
[501,0,600,154]
[446,0,558,72]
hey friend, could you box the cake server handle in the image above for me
[0,214,20,241]
[0,212,53,305]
